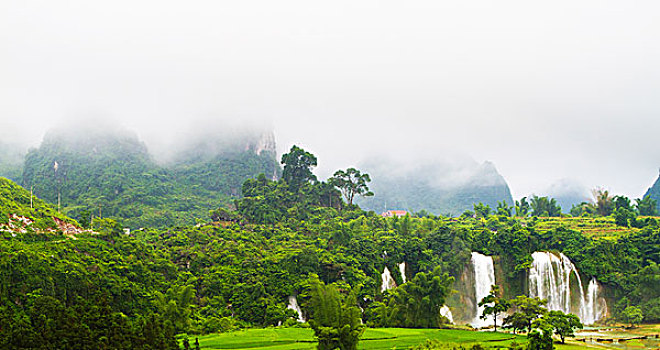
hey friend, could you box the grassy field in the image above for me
[182,327,614,350]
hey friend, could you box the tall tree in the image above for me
[281,145,318,192]
[154,285,196,333]
[515,197,530,217]
[530,196,561,217]
[504,296,547,334]
[613,195,633,211]
[613,207,636,227]
[330,168,374,206]
[479,285,510,332]
[545,310,582,344]
[620,306,644,328]
[388,267,454,328]
[528,318,555,350]
[497,201,512,217]
[302,274,365,350]
[473,203,491,218]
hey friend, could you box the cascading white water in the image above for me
[287,296,305,322]
[399,262,407,284]
[440,305,454,324]
[528,251,585,316]
[471,252,496,327]
[584,278,607,324]
[381,266,397,292]
[528,252,605,324]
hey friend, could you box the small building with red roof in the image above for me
[381,210,408,218]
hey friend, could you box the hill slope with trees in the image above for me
[20,124,280,229]
[0,176,79,233]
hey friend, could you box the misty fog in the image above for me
[2,0,660,199]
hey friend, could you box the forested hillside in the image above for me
[0,177,78,232]
[20,124,280,229]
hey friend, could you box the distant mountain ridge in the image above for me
[356,157,513,216]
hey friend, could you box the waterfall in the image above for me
[471,252,495,327]
[287,296,305,322]
[440,305,454,324]
[529,252,605,324]
[528,251,585,315]
[584,278,607,324]
[398,262,407,284]
[381,266,397,292]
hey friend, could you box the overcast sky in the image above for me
[1,0,659,199]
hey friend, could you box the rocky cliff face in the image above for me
[251,131,277,157]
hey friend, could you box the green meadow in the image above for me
[182,328,614,350]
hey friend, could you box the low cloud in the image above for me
[2,1,659,198]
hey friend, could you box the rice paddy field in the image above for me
[526,216,645,240]
[180,327,639,350]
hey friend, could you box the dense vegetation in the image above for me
[0,177,77,230]
[19,126,279,229]
[0,213,180,347]
[1,145,659,349]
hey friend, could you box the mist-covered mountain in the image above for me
[20,122,280,228]
[22,124,156,205]
[356,156,513,216]
[166,124,281,197]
